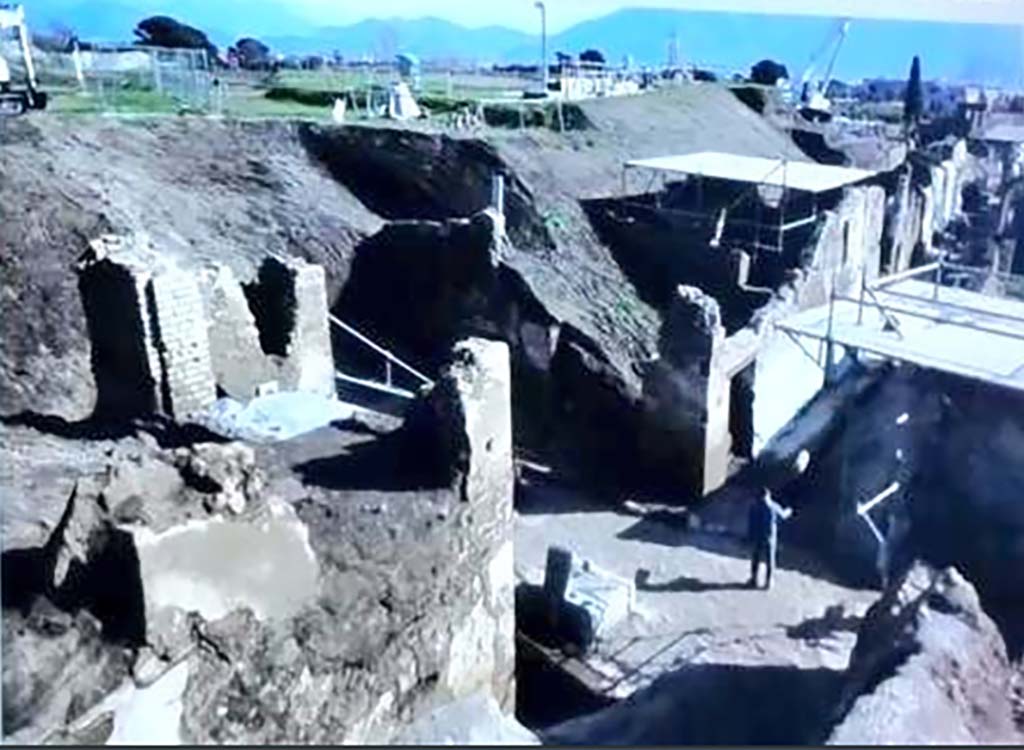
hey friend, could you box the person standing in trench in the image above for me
[747,488,794,590]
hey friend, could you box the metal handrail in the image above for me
[872,261,942,290]
[329,314,434,388]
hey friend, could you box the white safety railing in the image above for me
[329,314,434,400]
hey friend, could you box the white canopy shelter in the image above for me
[624,151,876,194]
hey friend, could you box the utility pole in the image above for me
[667,30,680,70]
[535,1,548,96]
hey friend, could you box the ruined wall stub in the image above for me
[287,261,336,398]
[236,257,336,399]
[425,337,516,709]
[642,286,731,499]
[204,256,336,401]
[77,234,217,420]
[203,264,270,400]
[79,236,338,421]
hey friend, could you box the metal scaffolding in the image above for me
[777,259,1024,392]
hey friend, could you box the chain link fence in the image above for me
[17,43,214,112]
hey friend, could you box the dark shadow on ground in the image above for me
[542,662,843,746]
[1,546,51,613]
[617,516,852,587]
[634,569,751,594]
[516,630,615,731]
[0,411,229,449]
[1,484,146,646]
[0,411,134,441]
[293,430,447,492]
[785,608,862,643]
[515,475,620,516]
[330,416,395,438]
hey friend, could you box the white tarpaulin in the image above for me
[625,151,876,193]
[388,82,421,121]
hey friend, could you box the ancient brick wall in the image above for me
[78,237,217,421]
[148,270,218,418]
[78,236,339,419]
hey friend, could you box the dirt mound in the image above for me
[1,89,807,482]
[827,562,1021,745]
[0,116,381,418]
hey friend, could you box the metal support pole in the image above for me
[385,360,393,387]
[933,253,943,300]
[535,1,548,96]
[857,266,867,326]
[825,276,837,385]
[778,186,787,253]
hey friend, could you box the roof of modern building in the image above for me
[623,151,877,193]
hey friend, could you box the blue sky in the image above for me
[280,0,1024,31]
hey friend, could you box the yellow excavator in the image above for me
[0,3,47,115]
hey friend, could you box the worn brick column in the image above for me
[77,234,217,421]
[148,270,218,418]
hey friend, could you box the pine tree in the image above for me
[904,56,923,129]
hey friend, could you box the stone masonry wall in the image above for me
[280,262,336,398]
[430,338,516,709]
[204,265,272,400]
[641,286,731,498]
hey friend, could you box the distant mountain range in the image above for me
[26,3,1024,87]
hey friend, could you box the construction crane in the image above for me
[0,3,47,116]
[798,18,850,122]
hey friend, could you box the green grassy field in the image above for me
[49,88,182,115]
[271,69,527,100]
[42,67,531,120]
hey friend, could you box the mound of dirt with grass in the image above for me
[1,88,805,484]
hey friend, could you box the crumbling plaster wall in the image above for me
[882,141,973,275]
[928,140,969,235]
[745,184,886,456]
